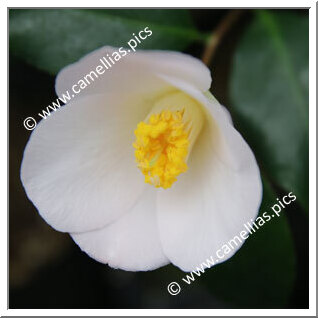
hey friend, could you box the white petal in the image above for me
[204,91,233,125]
[71,188,169,271]
[156,86,262,272]
[55,46,211,101]
[21,93,150,233]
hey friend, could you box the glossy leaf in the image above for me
[230,11,309,211]
[9,9,205,74]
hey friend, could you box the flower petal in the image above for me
[71,187,169,271]
[55,47,211,100]
[21,93,151,233]
[156,86,262,272]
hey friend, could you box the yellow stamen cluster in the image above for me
[133,110,189,189]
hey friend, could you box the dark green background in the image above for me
[9,9,309,309]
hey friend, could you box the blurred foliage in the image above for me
[230,11,309,211]
[9,9,206,75]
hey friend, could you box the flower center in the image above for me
[133,109,189,189]
[133,91,205,189]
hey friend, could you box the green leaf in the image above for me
[202,178,295,308]
[9,9,205,75]
[230,11,309,211]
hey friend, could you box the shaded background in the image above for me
[9,8,309,309]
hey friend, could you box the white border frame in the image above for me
[3,1,316,316]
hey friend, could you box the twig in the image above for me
[201,10,243,65]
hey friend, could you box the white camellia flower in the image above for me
[21,47,262,272]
